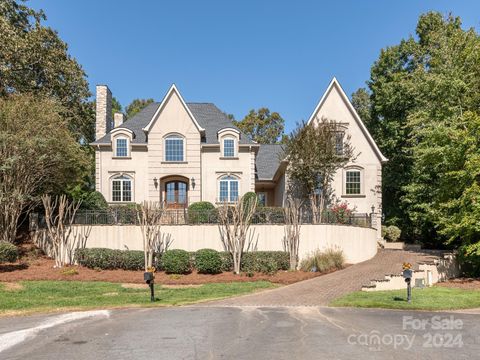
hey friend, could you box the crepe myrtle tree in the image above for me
[283,197,303,270]
[218,194,258,274]
[137,201,171,271]
[284,118,356,223]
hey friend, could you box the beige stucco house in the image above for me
[91,78,387,235]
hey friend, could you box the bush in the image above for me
[241,251,290,274]
[195,248,222,274]
[458,243,480,277]
[300,248,345,272]
[75,248,144,270]
[219,251,234,272]
[383,225,402,242]
[162,249,191,274]
[253,207,285,224]
[188,202,216,224]
[0,242,19,263]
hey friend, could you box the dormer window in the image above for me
[223,138,235,157]
[116,138,128,157]
[165,135,184,162]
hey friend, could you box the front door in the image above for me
[165,181,188,208]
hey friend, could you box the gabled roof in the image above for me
[143,84,204,133]
[307,77,388,163]
[91,89,255,146]
[255,144,285,181]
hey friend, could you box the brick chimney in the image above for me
[113,112,125,128]
[95,85,112,140]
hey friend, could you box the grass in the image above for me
[0,280,274,315]
[331,286,480,311]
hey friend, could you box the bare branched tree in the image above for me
[283,197,303,270]
[69,224,92,265]
[137,201,168,271]
[284,117,356,223]
[218,195,258,274]
[42,194,82,268]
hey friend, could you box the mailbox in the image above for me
[144,271,154,284]
[402,269,413,281]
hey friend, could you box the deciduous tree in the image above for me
[126,98,154,119]
[234,108,285,144]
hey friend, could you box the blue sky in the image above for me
[31,0,480,132]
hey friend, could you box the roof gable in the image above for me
[143,84,205,134]
[307,77,388,163]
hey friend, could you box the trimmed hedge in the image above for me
[241,251,290,273]
[188,202,217,224]
[195,248,222,274]
[75,248,145,270]
[162,249,191,274]
[0,242,19,263]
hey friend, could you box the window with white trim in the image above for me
[335,132,344,155]
[345,170,361,195]
[165,136,184,162]
[223,138,235,157]
[257,192,267,206]
[112,175,132,202]
[219,175,239,202]
[116,138,128,157]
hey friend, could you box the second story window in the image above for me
[345,170,361,195]
[165,136,184,162]
[219,175,239,202]
[116,138,128,157]
[223,138,235,157]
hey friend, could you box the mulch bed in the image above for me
[436,278,480,290]
[0,257,323,285]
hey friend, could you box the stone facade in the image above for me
[95,85,112,140]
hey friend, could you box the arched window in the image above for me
[223,137,235,157]
[115,137,129,157]
[219,175,239,202]
[111,175,132,202]
[164,135,184,162]
[345,169,361,195]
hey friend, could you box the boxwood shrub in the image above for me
[195,248,222,274]
[162,249,191,274]
[75,248,145,270]
[0,242,19,263]
[218,251,289,274]
[188,202,217,224]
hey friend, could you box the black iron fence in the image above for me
[70,207,374,228]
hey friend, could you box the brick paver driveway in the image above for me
[206,249,439,306]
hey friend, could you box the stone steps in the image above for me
[361,251,459,291]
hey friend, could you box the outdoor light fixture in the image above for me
[371,205,375,214]
[191,177,196,190]
[153,177,158,189]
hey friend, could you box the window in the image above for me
[335,132,344,155]
[219,175,239,202]
[116,138,128,157]
[223,138,235,157]
[257,192,267,206]
[345,170,361,195]
[165,136,184,162]
[112,175,132,202]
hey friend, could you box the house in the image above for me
[91,78,387,237]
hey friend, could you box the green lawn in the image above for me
[0,281,274,315]
[331,287,480,311]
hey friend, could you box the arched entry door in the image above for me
[165,181,188,208]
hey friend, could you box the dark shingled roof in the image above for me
[255,144,285,180]
[92,102,254,145]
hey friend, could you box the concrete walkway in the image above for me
[205,249,439,306]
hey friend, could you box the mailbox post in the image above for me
[144,269,155,302]
[402,262,413,303]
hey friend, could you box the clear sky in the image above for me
[30,0,480,132]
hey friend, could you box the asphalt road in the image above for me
[0,306,479,359]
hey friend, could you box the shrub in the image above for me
[330,202,353,224]
[188,202,216,224]
[75,248,144,270]
[300,248,345,273]
[195,248,222,274]
[458,243,480,277]
[241,251,290,274]
[384,225,401,242]
[162,249,191,274]
[0,242,18,263]
[253,207,285,224]
[219,251,234,272]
